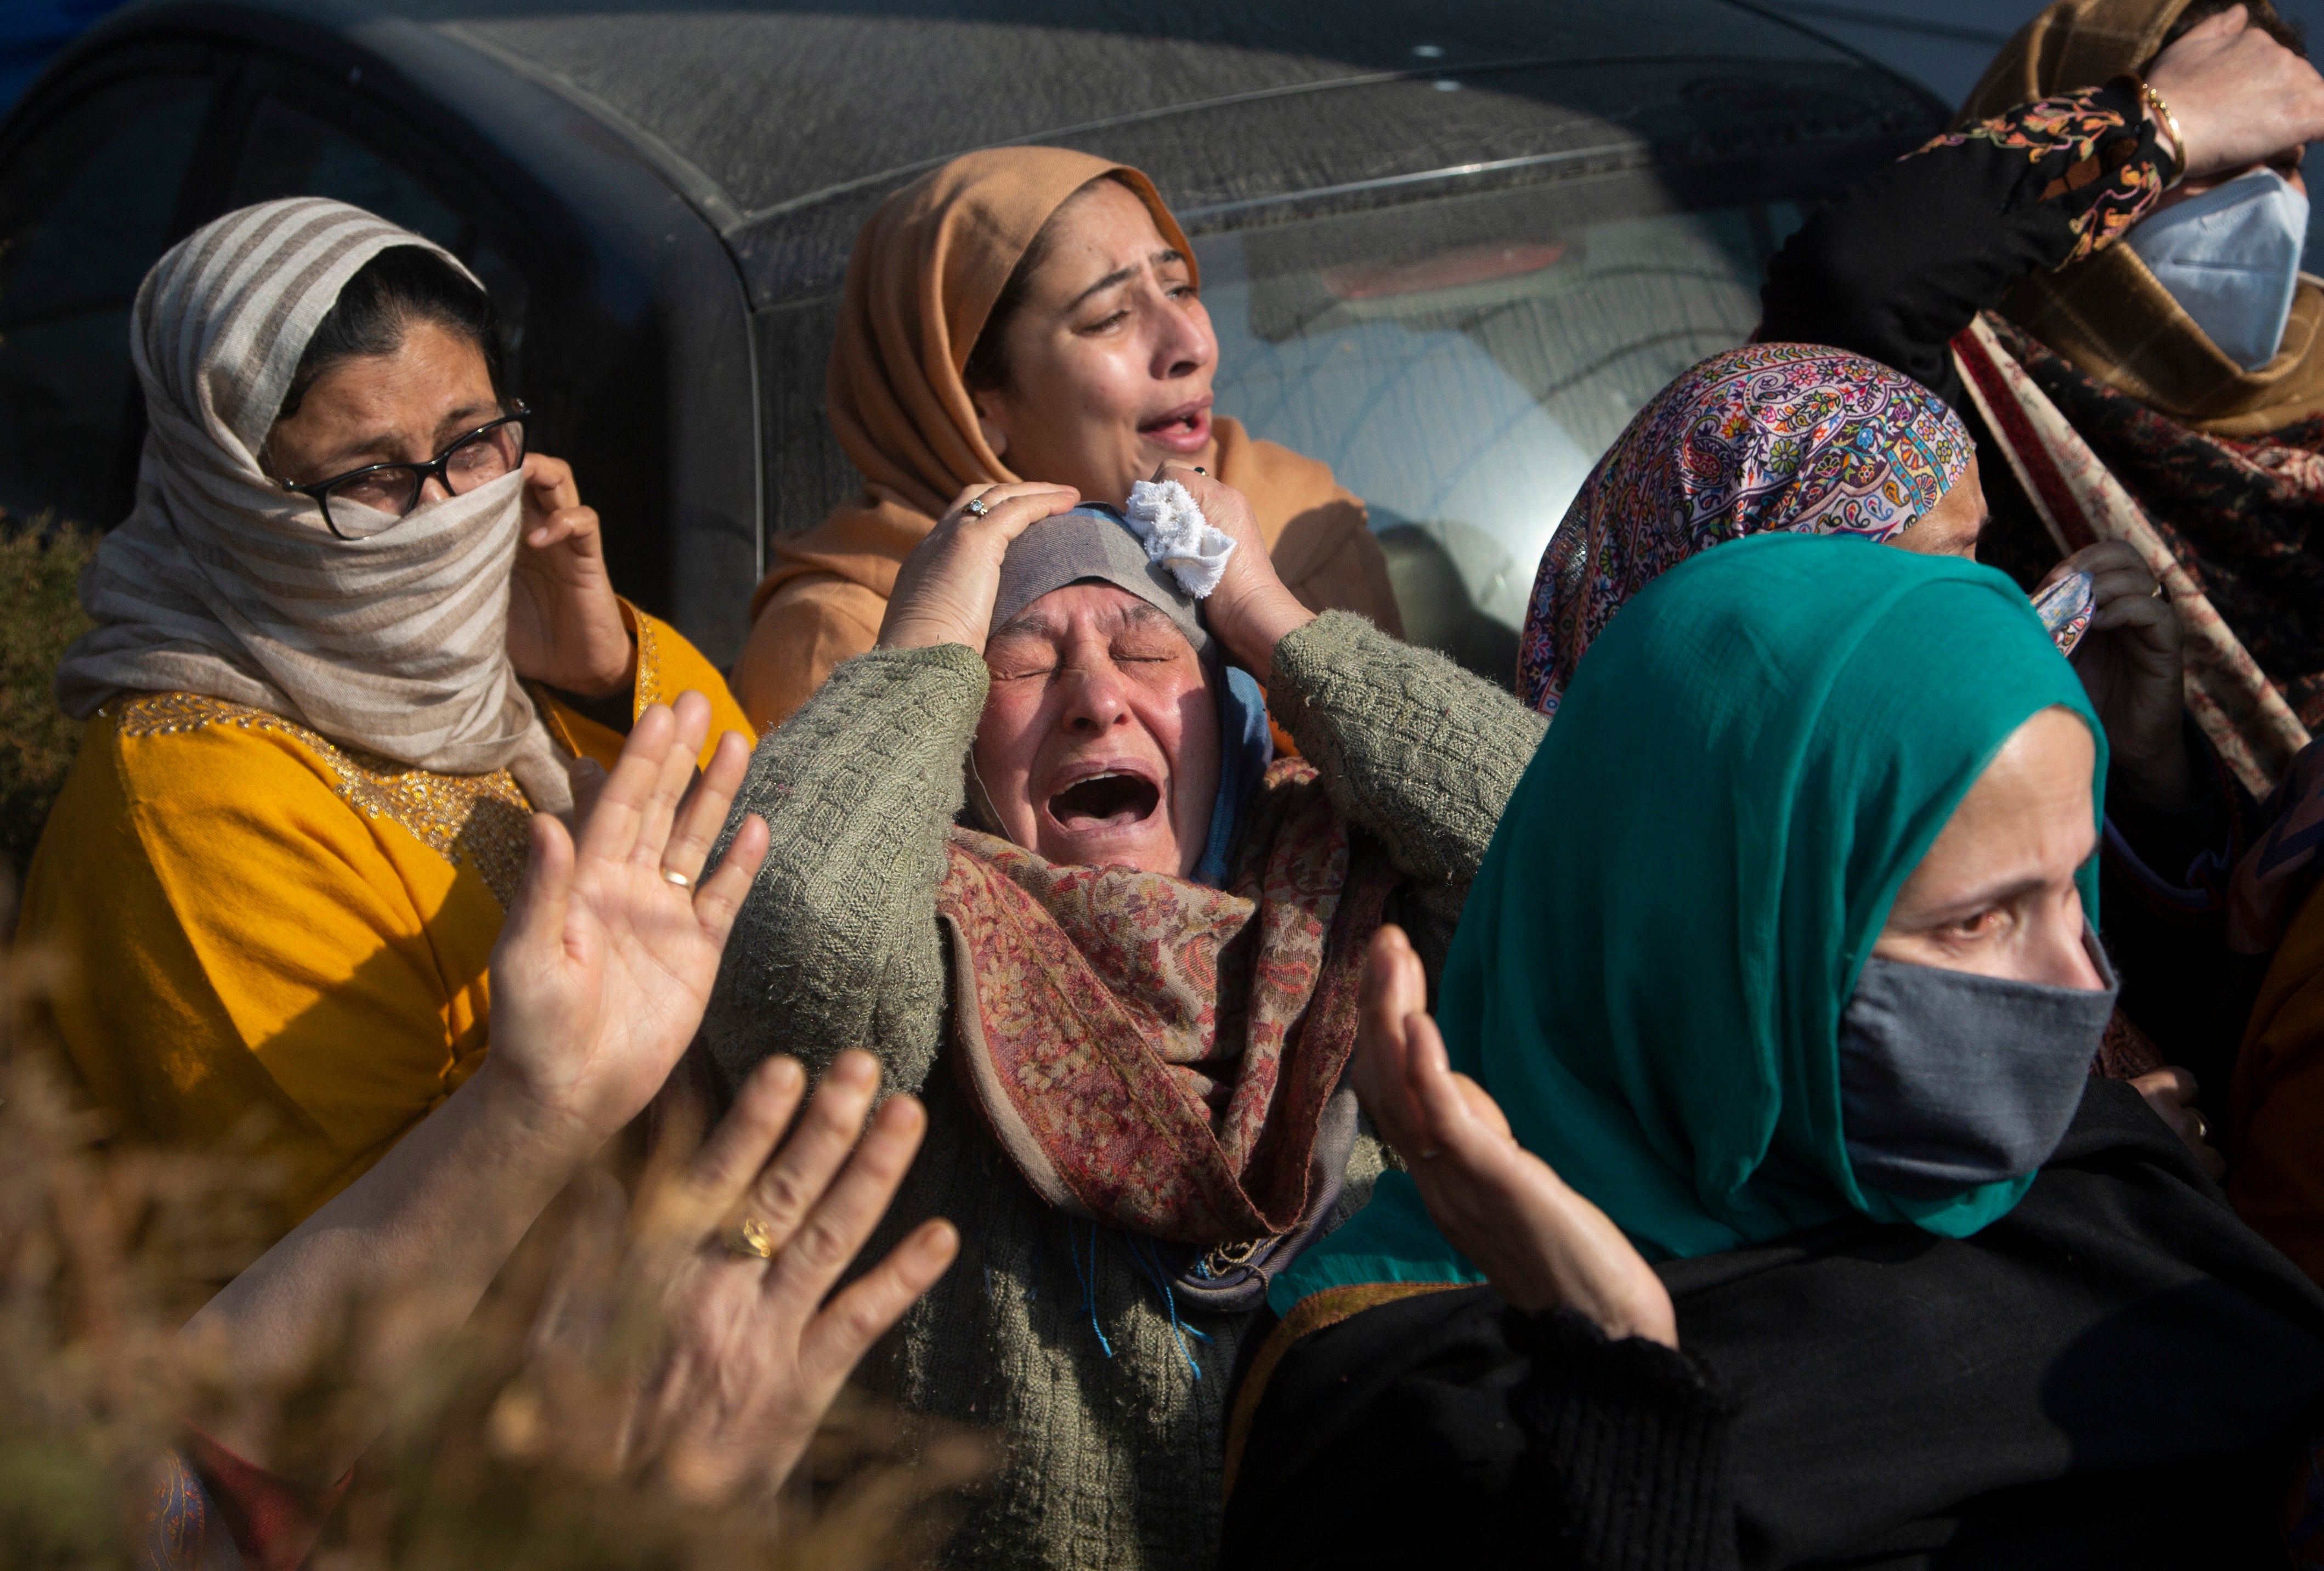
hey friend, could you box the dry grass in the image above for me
[0,881,990,1569]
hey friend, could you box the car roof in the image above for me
[80,0,1941,304]
[432,0,1931,297]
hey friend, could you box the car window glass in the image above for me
[231,96,528,358]
[1200,171,1810,684]
[0,74,212,527]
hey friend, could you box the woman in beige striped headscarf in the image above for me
[18,197,753,1229]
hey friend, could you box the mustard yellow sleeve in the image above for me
[18,712,494,1229]
[543,601,757,772]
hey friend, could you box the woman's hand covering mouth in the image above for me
[1045,766,1165,832]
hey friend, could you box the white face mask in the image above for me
[2127,166,2310,372]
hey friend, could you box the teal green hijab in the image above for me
[1274,533,2105,1311]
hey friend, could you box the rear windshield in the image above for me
[1198,157,1861,683]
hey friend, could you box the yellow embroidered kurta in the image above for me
[18,607,751,1229]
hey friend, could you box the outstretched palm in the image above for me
[489,690,770,1145]
[1352,924,1676,1348]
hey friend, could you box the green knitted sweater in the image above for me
[703,613,1545,1570]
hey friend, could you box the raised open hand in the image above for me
[485,689,770,1148]
[511,1051,962,1506]
[1354,925,1676,1347]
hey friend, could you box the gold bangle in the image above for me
[2134,75,2188,183]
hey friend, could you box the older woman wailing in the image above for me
[703,471,1543,1570]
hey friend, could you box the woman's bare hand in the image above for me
[483,689,769,1149]
[877,481,1080,654]
[2040,541,2190,810]
[514,1052,959,1506]
[507,453,637,697]
[2131,1064,2227,1181]
[2148,4,2324,184]
[1353,926,1677,1348]
[1149,464,1314,682]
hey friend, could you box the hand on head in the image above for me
[886,468,1307,879]
[877,481,1082,653]
[2037,541,2191,811]
[2148,3,2324,188]
[507,451,636,697]
[1145,463,1315,680]
[483,688,768,1147]
[521,1049,960,1506]
[1352,925,1676,1347]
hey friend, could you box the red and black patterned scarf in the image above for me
[1993,318,2324,730]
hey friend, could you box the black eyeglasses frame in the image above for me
[282,404,531,541]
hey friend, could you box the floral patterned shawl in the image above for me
[936,758,1393,1252]
[1516,343,1975,715]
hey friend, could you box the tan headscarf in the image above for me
[1961,0,2324,436]
[732,148,1401,730]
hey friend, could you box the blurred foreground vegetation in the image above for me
[0,894,988,1569]
[0,515,94,881]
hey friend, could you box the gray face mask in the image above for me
[1839,934,2117,1199]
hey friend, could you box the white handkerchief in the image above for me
[1123,478,1236,598]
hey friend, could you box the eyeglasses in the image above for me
[281,405,530,541]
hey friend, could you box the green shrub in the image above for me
[0,517,94,881]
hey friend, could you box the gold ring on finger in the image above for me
[2191,1110,2210,1143]
[963,498,991,518]
[661,867,692,890]
[725,1214,778,1260]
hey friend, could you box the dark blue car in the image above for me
[0,0,1944,670]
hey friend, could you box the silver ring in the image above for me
[1192,466,1207,476]
[661,868,692,890]
[963,498,991,518]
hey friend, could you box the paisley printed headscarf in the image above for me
[1516,343,1975,715]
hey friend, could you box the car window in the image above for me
[0,74,213,528]
[230,95,529,359]
[1200,167,1817,685]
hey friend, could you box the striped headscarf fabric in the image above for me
[1516,343,1975,716]
[53,197,571,812]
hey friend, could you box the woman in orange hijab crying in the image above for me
[732,148,1404,730]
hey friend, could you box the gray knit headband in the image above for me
[991,505,1215,659]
